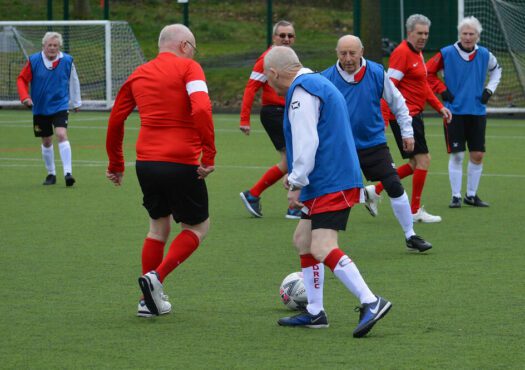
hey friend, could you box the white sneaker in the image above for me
[138,271,165,316]
[412,207,442,223]
[137,293,171,318]
[364,185,381,217]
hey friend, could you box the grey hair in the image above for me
[273,20,294,35]
[458,16,482,35]
[158,24,192,48]
[42,32,63,46]
[264,46,302,73]
[406,14,431,32]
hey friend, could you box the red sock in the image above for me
[300,254,319,268]
[141,238,165,275]
[375,163,414,194]
[250,165,285,197]
[323,248,345,271]
[156,230,200,282]
[411,169,428,213]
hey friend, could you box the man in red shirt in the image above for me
[366,14,452,223]
[239,20,301,220]
[106,24,216,317]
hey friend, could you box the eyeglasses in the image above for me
[185,40,198,55]
[277,33,295,39]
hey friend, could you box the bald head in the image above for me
[264,46,303,96]
[336,35,363,51]
[264,46,302,74]
[336,35,364,74]
[158,24,196,57]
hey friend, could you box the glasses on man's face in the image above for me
[185,40,198,55]
[278,33,295,39]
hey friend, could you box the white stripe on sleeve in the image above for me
[186,80,209,95]
[387,68,404,81]
[250,71,267,83]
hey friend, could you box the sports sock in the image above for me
[41,144,56,175]
[323,248,376,304]
[466,160,483,197]
[250,165,285,197]
[300,254,324,315]
[141,237,166,275]
[156,230,200,282]
[449,152,464,197]
[376,163,413,194]
[411,169,428,214]
[58,140,72,175]
[390,192,415,239]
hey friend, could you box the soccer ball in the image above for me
[279,272,307,310]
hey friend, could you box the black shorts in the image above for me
[260,105,285,151]
[301,208,351,231]
[390,114,428,159]
[444,114,486,153]
[135,161,209,225]
[357,144,398,182]
[33,110,69,137]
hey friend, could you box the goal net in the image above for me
[0,20,145,110]
[461,0,525,113]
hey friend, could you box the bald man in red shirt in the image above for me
[367,14,452,224]
[106,24,216,317]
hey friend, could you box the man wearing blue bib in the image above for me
[264,46,392,337]
[322,35,432,253]
[427,16,501,208]
[17,32,82,186]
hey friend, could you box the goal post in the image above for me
[0,20,145,110]
[459,0,525,113]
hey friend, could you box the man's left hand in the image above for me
[287,189,304,210]
[197,164,215,179]
[402,137,415,152]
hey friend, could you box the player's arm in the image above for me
[69,63,82,111]
[382,48,406,121]
[382,74,414,152]
[239,56,265,135]
[17,61,33,107]
[106,80,136,183]
[287,86,320,189]
[425,81,452,122]
[186,63,216,176]
[426,52,450,98]
[286,86,320,209]
[482,52,502,104]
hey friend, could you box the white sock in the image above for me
[302,263,325,315]
[41,144,55,175]
[390,191,415,239]
[449,152,464,198]
[467,160,483,197]
[58,141,72,175]
[333,255,376,304]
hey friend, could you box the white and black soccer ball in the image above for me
[279,272,307,310]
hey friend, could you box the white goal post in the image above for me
[459,0,525,113]
[0,20,145,110]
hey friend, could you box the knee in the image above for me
[42,137,53,147]
[450,152,465,166]
[183,218,210,242]
[383,174,404,198]
[415,154,431,169]
[470,152,484,164]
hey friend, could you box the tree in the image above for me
[360,0,382,64]
[73,0,91,19]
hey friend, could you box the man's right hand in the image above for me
[22,98,33,108]
[240,125,250,136]
[106,170,123,186]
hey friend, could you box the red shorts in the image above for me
[303,188,363,216]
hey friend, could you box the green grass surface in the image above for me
[1,110,524,369]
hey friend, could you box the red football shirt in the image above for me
[239,47,285,126]
[381,40,443,121]
[106,52,215,173]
